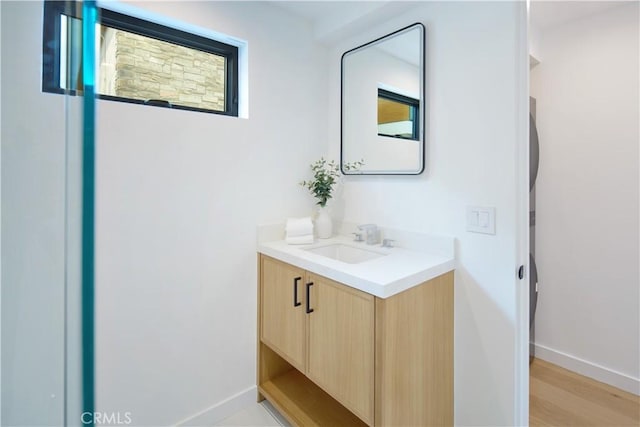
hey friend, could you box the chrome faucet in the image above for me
[357,224,379,245]
[382,238,395,248]
[352,232,364,242]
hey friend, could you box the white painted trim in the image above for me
[97,1,243,47]
[515,0,531,425]
[174,386,258,427]
[533,343,640,396]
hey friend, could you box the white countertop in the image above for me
[257,233,455,299]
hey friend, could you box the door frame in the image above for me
[514,0,531,425]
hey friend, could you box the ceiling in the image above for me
[270,1,629,42]
[269,1,420,44]
[271,1,371,23]
[529,1,628,29]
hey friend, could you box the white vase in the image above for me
[315,206,332,239]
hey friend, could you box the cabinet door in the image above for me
[306,274,375,425]
[260,256,306,371]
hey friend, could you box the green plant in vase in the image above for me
[300,158,364,239]
[300,158,364,207]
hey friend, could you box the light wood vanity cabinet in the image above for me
[260,258,307,372]
[258,254,453,427]
[306,272,375,424]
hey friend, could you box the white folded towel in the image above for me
[285,235,314,245]
[285,217,314,238]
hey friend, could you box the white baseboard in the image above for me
[533,343,639,396]
[175,386,257,427]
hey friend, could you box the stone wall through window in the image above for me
[99,27,226,111]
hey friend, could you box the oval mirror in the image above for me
[341,23,425,175]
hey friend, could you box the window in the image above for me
[42,1,239,116]
[377,88,419,141]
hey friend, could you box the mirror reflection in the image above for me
[342,23,425,175]
[377,88,419,140]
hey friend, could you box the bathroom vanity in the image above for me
[257,229,455,426]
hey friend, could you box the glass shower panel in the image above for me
[1,1,96,425]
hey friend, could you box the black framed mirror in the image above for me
[341,23,425,175]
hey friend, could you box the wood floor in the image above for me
[530,358,640,426]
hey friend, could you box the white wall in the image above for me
[530,3,639,394]
[94,1,327,425]
[1,2,71,425]
[529,20,543,63]
[328,2,527,425]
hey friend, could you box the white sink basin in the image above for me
[304,244,386,264]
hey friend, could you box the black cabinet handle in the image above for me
[293,277,302,307]
[306,282,314,314]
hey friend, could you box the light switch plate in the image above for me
[467,206,496,234]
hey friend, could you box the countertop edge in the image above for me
[257,243,455,299]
